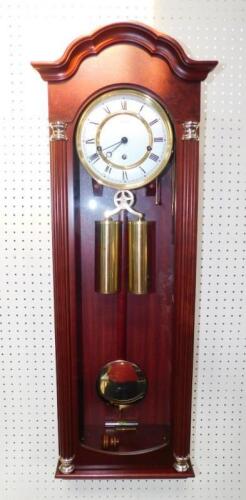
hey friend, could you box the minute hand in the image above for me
[109,141,124,154]
[102,140,122,151]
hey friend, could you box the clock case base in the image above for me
[55,459,194,480]
[31,22,217,480]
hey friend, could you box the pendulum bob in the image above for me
[128,220,149,295]
[97,360,148,453]
[96,359,147,408]
[95,220,121,294]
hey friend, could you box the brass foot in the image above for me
[173,454,190,472]
[58,455,75,474]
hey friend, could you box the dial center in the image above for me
[97,112,152,169]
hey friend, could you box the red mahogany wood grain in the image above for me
[31,22,217,82]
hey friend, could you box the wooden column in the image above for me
[173,121,200,472]
[49,121,75,475]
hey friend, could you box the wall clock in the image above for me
[32,22,217,479]
[75,88,173,189]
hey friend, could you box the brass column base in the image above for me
[173,454,190,472]
[58,455,75,474]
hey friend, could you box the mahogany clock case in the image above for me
[32,22,218,479]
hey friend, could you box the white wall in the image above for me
[1,1,246,499]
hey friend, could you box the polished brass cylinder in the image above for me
[128,220,148,294]
[95,220,120,294]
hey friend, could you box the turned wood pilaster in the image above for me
[49,121,75,472]
[172,121,200,471]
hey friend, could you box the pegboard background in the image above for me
[0,1,246,499]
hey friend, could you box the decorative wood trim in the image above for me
[49,123,75,461]
[31,22,218,82]
[172,122,200,462]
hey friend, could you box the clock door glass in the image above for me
[76,89,173,189]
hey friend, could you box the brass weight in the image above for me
[95,220,120,294]
[128,220,148,294]
[95,190,150,295]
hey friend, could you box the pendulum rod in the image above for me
[116,209,128,359]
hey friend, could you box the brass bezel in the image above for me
[76,88,173,189]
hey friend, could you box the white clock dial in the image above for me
[76,89,173,189]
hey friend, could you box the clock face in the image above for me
[76,89,173,189]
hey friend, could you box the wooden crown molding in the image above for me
[31,22,218,82]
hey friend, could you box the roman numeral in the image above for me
[139,104,144,114]
[154,137,164,142]
[85,138,95,144]
[89,152,99,163]
[89,121,99,125]
[140,166,146,176]
[103,105,111,114]
[149,118,159,126]
[104,165,112,175]
[121,100,127,110]
[122,171,128,182]
[149,153,159,162]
